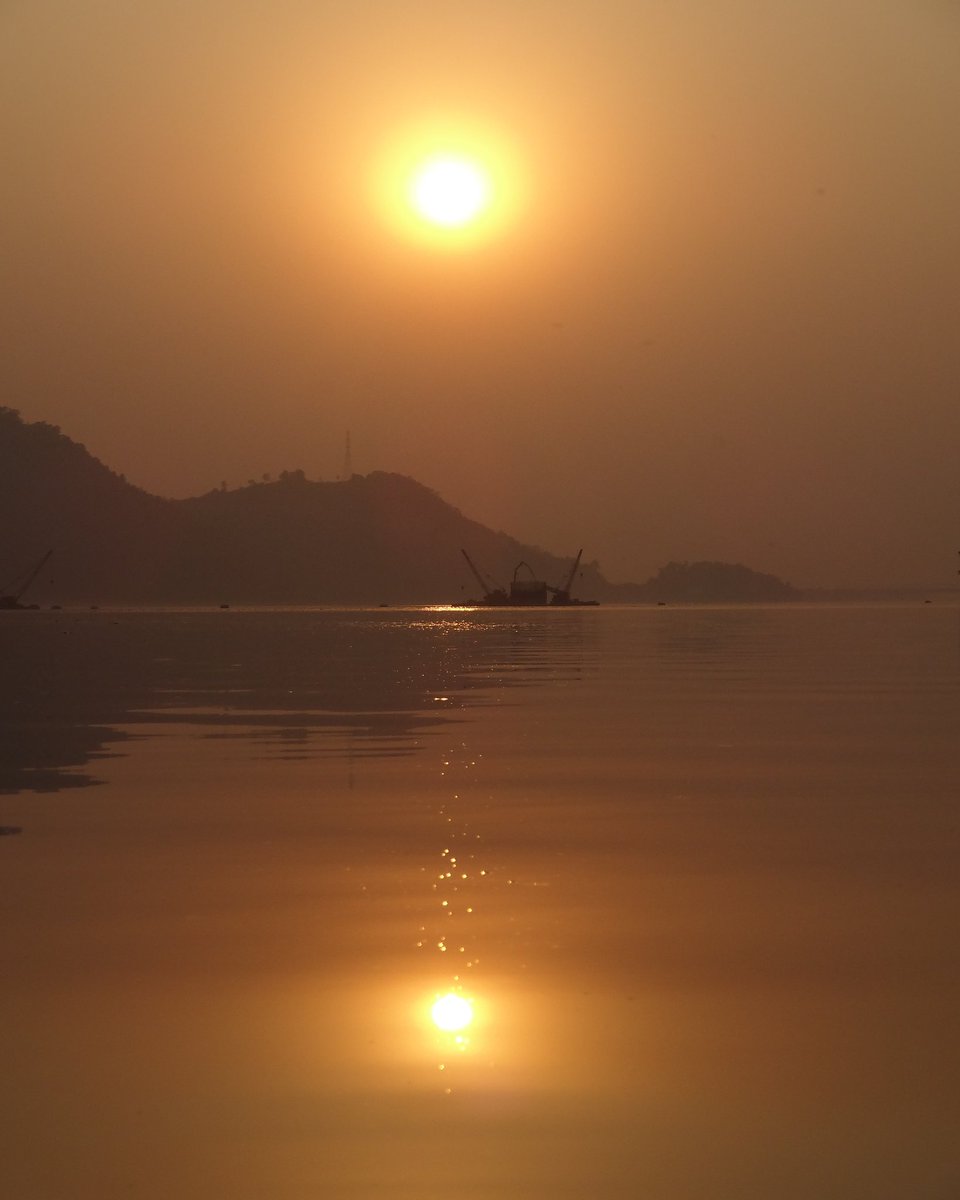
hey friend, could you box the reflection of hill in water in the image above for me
[0,609,595,794]
[650,605,777,668]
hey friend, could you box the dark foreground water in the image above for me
[1,604,959,1199]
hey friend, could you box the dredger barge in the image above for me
[460,548,599,607]
[0,549,52,610]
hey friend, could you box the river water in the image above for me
[1,604,958,1199]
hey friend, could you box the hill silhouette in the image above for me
[636,560,798,603]
[0,408,609,604]
[1,408,798,604]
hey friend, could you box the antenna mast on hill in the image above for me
[343,430,353,480]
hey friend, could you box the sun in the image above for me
[369,122,524,248]
[408,155,492,229]
[431,992,474,1033]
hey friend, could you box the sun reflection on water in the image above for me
[411,739,500,1088]
[431,992,474,1033]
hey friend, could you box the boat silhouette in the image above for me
[460,548,598,606]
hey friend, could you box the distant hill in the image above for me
[1,407,798,605]
[632,560,800,602]
[0,407,607,604]
[164,469,613,604]
[0,407,174,601]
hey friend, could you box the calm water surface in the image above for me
[1,604,958,1199]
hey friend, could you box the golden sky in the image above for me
[2,0,959,587]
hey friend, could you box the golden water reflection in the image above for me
[3,607,959,1198]
[431,992,473,1032]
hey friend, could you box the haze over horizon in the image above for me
[3,1,958,590]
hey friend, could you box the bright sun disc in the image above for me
[431,993,474,1032]
[410,157,491,228]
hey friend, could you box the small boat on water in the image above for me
[460,548,599,607]
[0,549,52,610]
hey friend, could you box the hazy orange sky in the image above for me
[3,1,958,588]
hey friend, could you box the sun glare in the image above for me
[371,122,524,248]
[409,156,491,228]
[431,992,474,1033]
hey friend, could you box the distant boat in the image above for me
[460,549,599,607]
[0,549,52,610]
